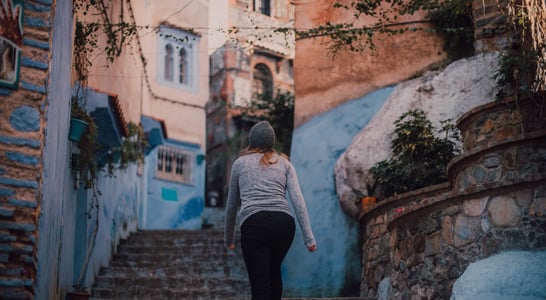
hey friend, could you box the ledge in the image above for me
[447,129,546,180]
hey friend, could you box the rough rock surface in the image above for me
[450,250,546,300]
[335,52,500,217]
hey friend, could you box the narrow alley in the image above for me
[1,0,545,300]
[89,229,373,300]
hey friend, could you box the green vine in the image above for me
[73,0,139,79]
[494,0,546,98]
[105,122,148,175]
[71,95,100,190]
[281,0,474,59]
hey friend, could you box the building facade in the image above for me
[124,0,210,230]
[0,1,210,299]
[206,0,295,219]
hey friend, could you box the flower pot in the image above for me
[361,196,376,212]
[65,291,89,300]
[69,118,89,143]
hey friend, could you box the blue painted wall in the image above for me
[41,48,141,299]
[141,139,205,230]
[283,88,394,297]
[38,1,75,298]
[75,166,140,289]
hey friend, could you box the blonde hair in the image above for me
[239,147,289,166]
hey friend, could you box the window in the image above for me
[254,0,271,16]
[157,27,199,91]
[253,64,273,100]
[156,146,193,184]
[275,0,287,18]
[164,44,174,81]
[179,48,187,84]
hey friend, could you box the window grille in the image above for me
[253,63,273,100]
[179,48,187,84]
[157,27,199,91]
[156,146,193,184]
[164,44,174,81]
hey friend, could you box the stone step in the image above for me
[92,229,286,300]
[283,298,374,300]
[117,244,232,255]
[111,252,236,263]
[120,236,224,247]
[98,264,247,278]
[120,229,225,240]
[93,276,249,289]
[110,258,244,268]
[90,297,374,300]
[91,286,249,299]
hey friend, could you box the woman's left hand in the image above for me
[307,244,317,252]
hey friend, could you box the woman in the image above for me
[224,120,317,300]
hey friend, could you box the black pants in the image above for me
[241,211,296,300]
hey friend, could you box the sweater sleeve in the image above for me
[285,161,316,248]
[224,161,241,247]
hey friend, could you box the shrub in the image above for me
[369,109,459,198]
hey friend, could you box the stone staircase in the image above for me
[91,229,250,299]
[90,228,373,300]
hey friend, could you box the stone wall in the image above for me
[359,97,546,299]
[0,1,55,298]
[472,0,513,53]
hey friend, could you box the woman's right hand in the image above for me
[228,244,235,250]
[307,244,317,252]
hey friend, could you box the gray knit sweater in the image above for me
[224,152,316,248]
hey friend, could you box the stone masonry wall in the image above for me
[359,97,546,299]
[0,1,54,298]
[473,0,513,53]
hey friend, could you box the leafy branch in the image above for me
[496,0,546,94]
[73,0,139,80]
[240,90,295,155]
[278,0,474,58]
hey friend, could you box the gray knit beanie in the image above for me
[249,121,275,149]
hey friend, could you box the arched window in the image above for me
[164,44,174,81]
[179,48,187,84]
[254,0,271,16]
[253,64,273,101]
[157,27,199,91]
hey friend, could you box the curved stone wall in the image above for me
[359,98,546,299]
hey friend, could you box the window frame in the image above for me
[252,63,273,101]
[156,26,199,92]
[155,145,194,185]
[253,0,271,16]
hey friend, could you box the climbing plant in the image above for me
[70,2,148,291]
[73,0,139,82]
[278,0,474,60]
[492,0,546,133]
[494,0,546,97]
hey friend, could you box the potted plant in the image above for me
[360,180,378,212]
[68,111,89,143]
[70,96,100,190]
[66,287,90,300]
